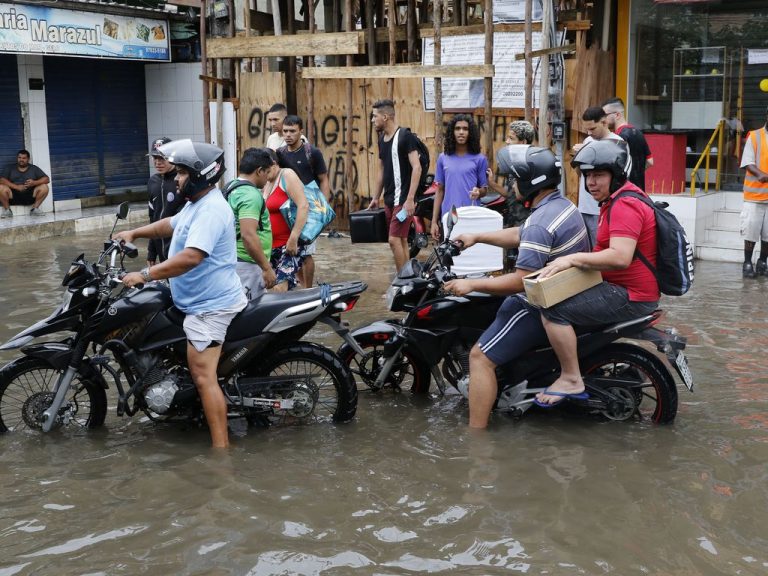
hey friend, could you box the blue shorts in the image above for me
[540,281,658,326]
[270,245,306,290]
[477,294,548,367]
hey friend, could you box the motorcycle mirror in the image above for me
[116,202,130,220]
[445,205,459,238]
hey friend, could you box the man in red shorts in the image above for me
[368,99,423,272]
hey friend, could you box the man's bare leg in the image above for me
[32,185,49,210]
[389,236,409,272]
[298,255,315,288]
[468,344,498,428]
[0,186,10,210]
[187,343,229,448]
[536,317,585,405]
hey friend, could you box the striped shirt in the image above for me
[515,192,590,271]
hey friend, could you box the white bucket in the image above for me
[443,206,504,275]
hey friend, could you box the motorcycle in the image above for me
[408,177,508,259]
[339,210,694,423]
[0,203,367,434]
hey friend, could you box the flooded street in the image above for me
[1,229,768,575]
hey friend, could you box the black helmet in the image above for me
[496,145,561,203]
[571,139,629,192]
[148,137,172,157]
[157,139,224,196]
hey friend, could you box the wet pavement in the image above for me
[1,228,768,575]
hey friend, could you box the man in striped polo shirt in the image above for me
[444,145,589,429]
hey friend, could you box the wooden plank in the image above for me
[514,43,576,61]
[301,64,494,79]
[206,31,365,58]
[238,72,285,150]
[166,0,201,8]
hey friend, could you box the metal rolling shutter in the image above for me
[0,55,23,169]
[44,58,149,200]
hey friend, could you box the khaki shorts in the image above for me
[183,294,247,352]
[236,261,266,300]
[740,201,768,243]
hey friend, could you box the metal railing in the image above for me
[689,119,725,196]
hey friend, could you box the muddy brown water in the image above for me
[1,231,767,575]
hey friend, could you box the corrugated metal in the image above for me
[44,58,149,200]
[0,56,23,170]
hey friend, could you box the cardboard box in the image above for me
[350,208,388,243]
[523,267,602,308]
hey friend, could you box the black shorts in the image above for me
[10,189,35,206]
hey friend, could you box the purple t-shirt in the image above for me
[435,152,488,217]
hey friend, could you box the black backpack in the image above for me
[607,190,694,296]
[401,128,431,193]
[223,179,267,234]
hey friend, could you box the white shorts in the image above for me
[236,261,266,300]
[183,294,247,352]
[302,240,317,256]
[740,201,768,243]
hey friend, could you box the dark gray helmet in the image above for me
[571,139,629,192]
[496,144,561,202]
[157,139,224,196]
[148,137,172,157]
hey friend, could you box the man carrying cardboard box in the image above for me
[444,146,590,429]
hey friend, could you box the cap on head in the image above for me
[149,137,172,157]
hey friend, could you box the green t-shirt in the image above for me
[226,179,272,264]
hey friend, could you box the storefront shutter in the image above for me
[44,57,149,200]
[0,55,24,170]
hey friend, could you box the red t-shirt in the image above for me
[596,183,659,301]
[265,172,292,248]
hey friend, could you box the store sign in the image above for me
[0,3,170,61]
[748,49,768,65]
[493,0,543,23]
[422,32,542,110]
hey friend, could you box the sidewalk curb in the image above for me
[0,209,149,245]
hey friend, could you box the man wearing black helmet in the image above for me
[116,140,247,448]
[535,139,658,408]
[444,145,590,429]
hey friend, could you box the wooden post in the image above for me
[365,0,376,65]
[538,0,551,147]
[387,0,396,98]
[433,0,443,155]
[407,0,417,62]
[524,0,532,122]
[286,0,297,113]
[201,0,210,142]
[484,0,493,155]
[345,0,355,216]
[307,0,316,144]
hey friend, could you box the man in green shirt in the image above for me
[225,148,276,299]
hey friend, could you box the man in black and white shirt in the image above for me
[368,99,422,272]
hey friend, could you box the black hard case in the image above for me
[349,208,388,243]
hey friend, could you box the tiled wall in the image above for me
[16,55,53,213]
[145,62,206,172]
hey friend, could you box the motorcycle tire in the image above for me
[581,343,678,424]
[338,339,431,394]
[0,357,108,433]
[256,342,357,423]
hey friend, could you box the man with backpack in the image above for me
[368,99,424,273]
[225,148,276,300]
[276,115,331,288]
[533,140,660,407]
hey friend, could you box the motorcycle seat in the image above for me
[226,287,325,339]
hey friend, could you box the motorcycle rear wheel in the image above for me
[581,344,678,423]
[255,343,357,424]
[0,357,108,433]
[338,340,431,394]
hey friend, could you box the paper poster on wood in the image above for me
[422,32,542,111]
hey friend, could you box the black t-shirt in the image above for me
[277,144,328,186]
[616,124,652,191]
[378,128,418,207]
[2,163,47,187]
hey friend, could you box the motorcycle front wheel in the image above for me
[0,357,108,433]
[581,343,678,424]
[338,339,431,394]
[256,343,357,424]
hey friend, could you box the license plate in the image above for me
[675,350,694,392]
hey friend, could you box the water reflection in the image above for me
[1,232,768,574]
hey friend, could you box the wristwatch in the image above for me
[140,267,152,282]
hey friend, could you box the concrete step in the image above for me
[704,226,742,247]
[723,192,744,211]
[696,244,742,263]
[712,208,740,229]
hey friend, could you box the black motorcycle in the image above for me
[339,212,694,423]
[0,203,366,434]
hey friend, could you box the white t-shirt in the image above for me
[266,132,308,151]
[577,132,633,216]
[740,128,766,168]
